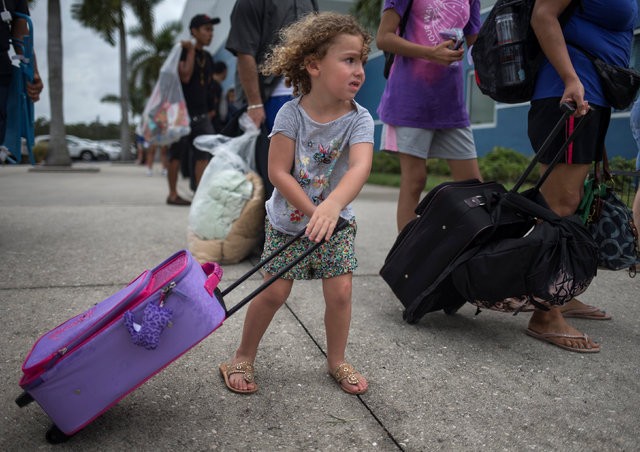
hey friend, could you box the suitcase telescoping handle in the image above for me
[511,101,590,193]
[222,217,349,317]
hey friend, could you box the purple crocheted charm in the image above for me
[124,302,173,350]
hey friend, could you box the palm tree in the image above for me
[71,0,160,161]
[351,0,382,32]
[45,0,71,166]
[128,20,182,117]
[99,20,181,135]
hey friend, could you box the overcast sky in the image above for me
[30,1,187,125]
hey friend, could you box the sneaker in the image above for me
[146,168,153,177]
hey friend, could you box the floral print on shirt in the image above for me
[289,138,343,224]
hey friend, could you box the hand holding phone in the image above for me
[439,28,464,50]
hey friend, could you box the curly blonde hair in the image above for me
[260,12,372,97]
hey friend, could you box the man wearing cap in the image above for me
[166,14,220,205]
[226,0,318,200]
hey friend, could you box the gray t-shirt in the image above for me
[266,97,374,235]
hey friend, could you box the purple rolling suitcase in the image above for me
[16,220,345,444]
[16,250,226,442]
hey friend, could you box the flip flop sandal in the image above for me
[561,305,612,320]
[219,362,258,394]
[332,362,368,395]
[166,196,191,206]
[525,328,601,353]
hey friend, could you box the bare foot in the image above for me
[558,298,612,320]
[527,308,600,352]
[330,361,368,395]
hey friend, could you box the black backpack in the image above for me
[472,0,579,104]
[383,0,414,79]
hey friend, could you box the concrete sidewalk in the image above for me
[1,163,638,451]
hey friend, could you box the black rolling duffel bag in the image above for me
[381,102,599,323]
[379,179,528,318]
[450,189,598,314]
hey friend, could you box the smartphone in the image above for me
[439,28,464,50]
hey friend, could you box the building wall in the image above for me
[363,0,640,159]
[180,0,640,160]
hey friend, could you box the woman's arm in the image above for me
[375,8,463,66]
[306,142,373,243]
[531,0,588,116]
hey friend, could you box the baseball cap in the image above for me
[189,14,221,29]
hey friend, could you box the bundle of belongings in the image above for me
[140,43,191,146]
[187,113,265,264]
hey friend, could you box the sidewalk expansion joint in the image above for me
[284,301,405,452]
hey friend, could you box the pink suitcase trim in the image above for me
[18,250,226,435]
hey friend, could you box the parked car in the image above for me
[34,135,108,161]
[97,139,136,161]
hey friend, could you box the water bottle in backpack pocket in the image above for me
[472,0,580,104]
[495,10,526,86]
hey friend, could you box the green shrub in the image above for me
[371,151,453,176]
[609,155,636,172]
[426,158,450,176]
[370,146,638,190]
[479,146,535,183]
[604,156,638,202]
[32,142,48,163]
[371,150,400,174]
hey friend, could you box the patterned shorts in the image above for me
[261,218,358,280]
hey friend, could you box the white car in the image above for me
[34,135,108,161]
[97,140,136,161]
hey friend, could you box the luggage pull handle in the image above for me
[223,217,349,317]
[511,102,589,194]
[202,262,223,296]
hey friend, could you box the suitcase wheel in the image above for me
[46,425,70,444]
[443,306,460,316]
[402,310,418,324]
[15,391,34,407]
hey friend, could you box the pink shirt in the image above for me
[377,0,481,129]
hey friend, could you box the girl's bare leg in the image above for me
[323,273,368,394]
[227,276,293,391]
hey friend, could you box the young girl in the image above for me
[219,12,373,395]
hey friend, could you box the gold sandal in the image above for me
[219,361,258,394]
[332,362,367,395]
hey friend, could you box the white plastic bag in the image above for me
[141,44,190,146]
[188,113,262,240]
[193,113,259,171]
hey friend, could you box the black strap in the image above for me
[397,0,414,39]
[565,41,598,62]
[559,0,582,26]
[511,102,586,193]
